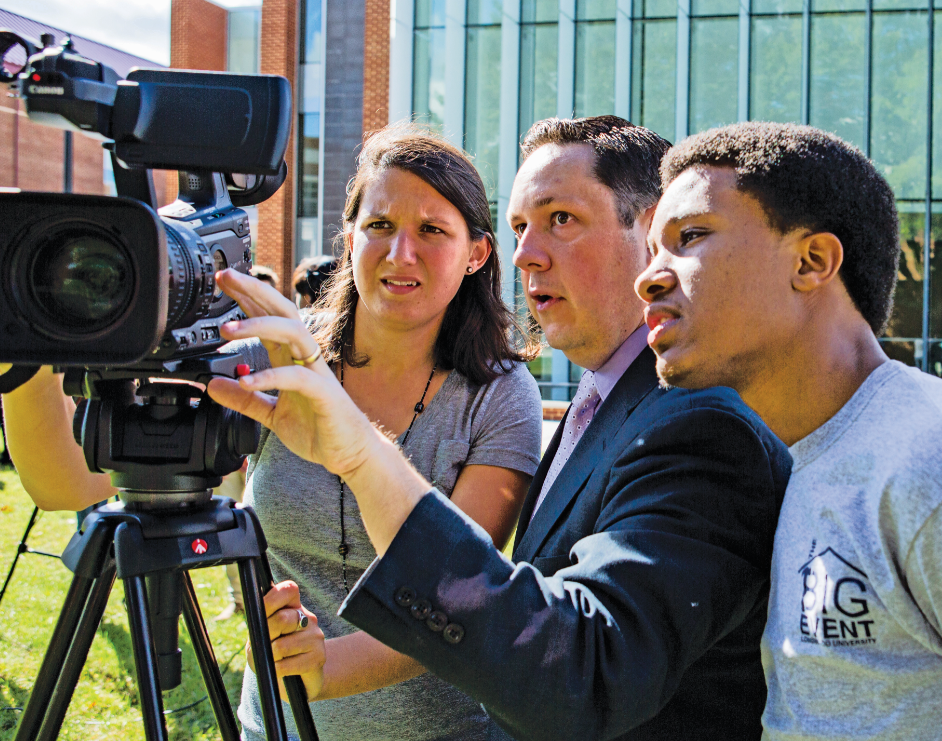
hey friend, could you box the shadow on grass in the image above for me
[0,677,32,734]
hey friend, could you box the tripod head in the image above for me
[64,351,259,509]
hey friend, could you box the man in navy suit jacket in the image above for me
[210,116,792,740]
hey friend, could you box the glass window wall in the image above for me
[414,0,447,127]
[631,18,676,141]
[465,11,503,197]
[405,0,942,379]
[688,18,738,134]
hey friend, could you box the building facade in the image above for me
[392,0,942,395]
[22,0,920,397]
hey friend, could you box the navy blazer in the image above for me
[341,348,791,741]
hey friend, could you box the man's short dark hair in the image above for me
[521,115,672,227]
[662,122,900,335]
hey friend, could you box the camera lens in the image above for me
[29,229,133,332]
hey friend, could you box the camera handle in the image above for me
[13,497,319,741]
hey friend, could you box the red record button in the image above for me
[191,538,208,554]
[236,364,251,377]
[31,73,41,81]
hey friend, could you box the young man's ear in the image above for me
[792,231,844,293]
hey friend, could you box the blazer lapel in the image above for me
[514,348,660,563]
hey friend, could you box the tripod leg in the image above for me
[0,506,40,608]
[34,567,117,741]
[125,574,170,741]
[180,571,240,741]
[252,550,320,741]
[239,557,291,741]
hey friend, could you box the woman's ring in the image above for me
[292,347,321,366]
[295,609,309,632]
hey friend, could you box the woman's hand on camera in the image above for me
[246,580,326,701]
[207,269,378,481]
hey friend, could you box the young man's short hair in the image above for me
[661,122,900,335]
[521,115,672,228]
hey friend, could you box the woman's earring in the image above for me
[466,265,474,274]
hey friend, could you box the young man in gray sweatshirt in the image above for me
[636,121,942,740]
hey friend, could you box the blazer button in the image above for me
[426,610,448,632]
[410,599,432,621]
[394,587,416,607]
[443,623,465,644]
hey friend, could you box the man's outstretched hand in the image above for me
[206,269,429,556]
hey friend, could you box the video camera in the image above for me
[0,30,290,368]
[0,31,293,496]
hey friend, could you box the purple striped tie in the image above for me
[531,370,601,520]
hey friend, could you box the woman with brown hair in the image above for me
[211,124,544,740]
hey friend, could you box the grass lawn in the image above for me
[0,464,249,740]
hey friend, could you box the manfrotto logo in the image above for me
[27,85,65,95]
[798,547,877,647]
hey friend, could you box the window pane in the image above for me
[415,0,446,27]
[809,13,866,150]
[813,0,866,10]
[297,114,319,218]
[522,0,559,22]
[468,0,503,24]
[632,19,676,140]
[885,209,926,339]
[689,18,738,134]
[753,0,803,12]
[931,342,942,377]
[933,13,942,198]
[880,340,918,366]
[871,11,928,199]
[577,0,617,20]
[302,0,321,62]
[413,28,446,128]
[575,21,616,116]
[691,0,739,16]
[873,0,927,9]
[228,9,260,74]
[930,212,942,338]
[466,26,502,196]
[750,15,802,123]
[642,0,677,17]
[520,23,559,141]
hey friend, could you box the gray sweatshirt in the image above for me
[761,360,942,741]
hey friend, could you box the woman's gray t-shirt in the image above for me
[234,340,543,741]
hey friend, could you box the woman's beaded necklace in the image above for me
[337,358,436,594]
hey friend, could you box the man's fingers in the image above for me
[217,269,300,319]
[220,317,321,365]
[237,366,334,398]
[206,378,278,425]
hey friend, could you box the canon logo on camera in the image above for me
[27,84,65,95]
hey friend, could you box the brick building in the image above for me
[167,0,392,296]
[0,9,167,202]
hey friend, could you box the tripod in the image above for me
[10,358,320,740]
[14,495,319,741]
